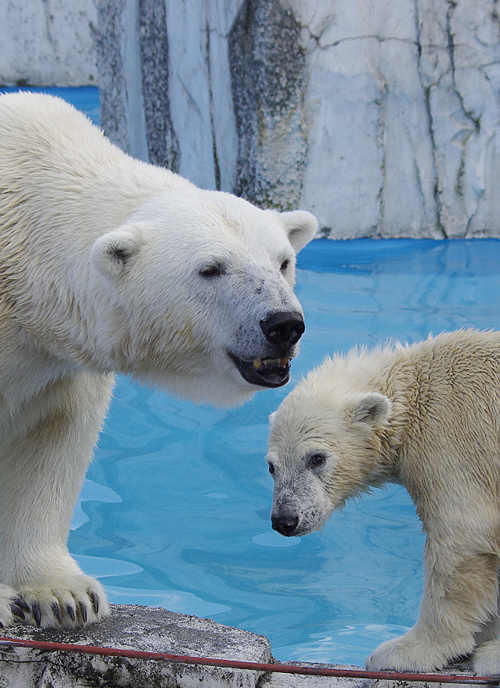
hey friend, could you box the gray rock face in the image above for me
[0,0,98,86]
[228,0,308,210]
[95,0,500,238]
[290,0,500,238]
[3,0,500,238]
[138,0,179,170]
[0,604,272,687]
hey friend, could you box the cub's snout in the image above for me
[271,512,299,536]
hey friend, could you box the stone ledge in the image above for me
[0,603,272,688]
[0,604,479,688]
[260,662,478,688]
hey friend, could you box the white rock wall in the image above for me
[3,0,500,238]
[293,0,440,238]
[0,0,98,86]
[292,0,500,238]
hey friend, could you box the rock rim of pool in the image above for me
[0,604,476,688]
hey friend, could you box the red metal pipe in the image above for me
[0,636,497,684]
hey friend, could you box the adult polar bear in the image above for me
[267,330,500,676]
[0,91,316,629]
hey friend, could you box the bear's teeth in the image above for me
[252,357,290,370]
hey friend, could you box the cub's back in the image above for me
[398,329,500,488]
[408,329,500,400]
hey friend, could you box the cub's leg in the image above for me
[367,513,500,672]
[0,372,114,628]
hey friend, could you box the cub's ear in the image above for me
[90,222,145,280]
[279,210,318,254]
[269,411,277,426]
[351,393,392,428]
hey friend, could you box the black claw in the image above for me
[51,602,62,625]
[79,601,88,624]
[90,592,99,615]
[66,604,75,622]
[0,621,4,629]
[32,602,41,627]
[13,597,30,613]
[10,604,25,620]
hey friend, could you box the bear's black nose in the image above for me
[260,311,305,348]
[272,514,299,537]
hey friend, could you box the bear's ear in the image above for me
[351,393,392,428]
[269,411,277,426]
[90,223,145,280]
[279,210,318,254]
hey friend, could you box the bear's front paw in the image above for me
[366,632,452,673]
[14,574,109,628]
[0,584,32,628]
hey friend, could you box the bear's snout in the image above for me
[260,311,304,350]
[271,513,299,537]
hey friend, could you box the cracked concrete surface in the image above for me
[0,0,98,87]
[0,604,273,688]
[0,605,478,688]
[2,0,500,237]
[228,0,308,209]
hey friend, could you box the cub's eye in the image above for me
[307,453,327,469]
[280,259,290,272]
[199,264,223,278]
[268,462,275,476]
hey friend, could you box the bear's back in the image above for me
[0,92,113,174]
[397,329,500,498]
[0,92,185,259]
[407,329,500,403]
[0,92,173,198]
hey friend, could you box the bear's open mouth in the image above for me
[228,353,291,388]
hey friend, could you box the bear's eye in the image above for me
[306,453,327,469]
[280,259,289,273]
[199,264,223,278]
[268,462,275,476]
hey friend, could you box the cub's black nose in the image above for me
[272,514,299,537]
[260,311,305,348]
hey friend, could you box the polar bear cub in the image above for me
[267,329,500,675]
[0,92,317,629]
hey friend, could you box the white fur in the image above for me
[267,330,500,674]
[0,92,317,628]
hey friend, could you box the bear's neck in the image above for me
[377,356,415,483]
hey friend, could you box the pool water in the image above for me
[4,87,500,667]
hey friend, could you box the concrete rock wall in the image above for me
[3,0,500,238]
[0,0,98,87]
[292,0,500,239]
[96,0,500,238]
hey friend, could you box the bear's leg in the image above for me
[367,531,500,673]
[472,571,500,675]
[0,372,114,628]
[474,580,500,646]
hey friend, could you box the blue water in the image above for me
[5,86,500,667]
